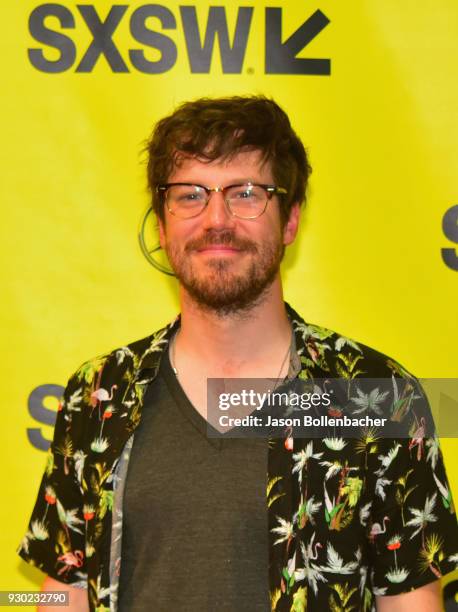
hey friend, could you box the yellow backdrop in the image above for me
[1,0,457,604]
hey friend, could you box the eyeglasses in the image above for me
[156,182,287,219]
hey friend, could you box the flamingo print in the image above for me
[409,415,426,461]
[91,384,118,420]
[91,384,117,404]
[306,532,322,561]
[369,516,390,542]
[294,532,327,595]
[57,550,84,576]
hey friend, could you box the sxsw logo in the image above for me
[442,205,458,271]
[28,4,331,74]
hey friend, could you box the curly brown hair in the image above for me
[144,95,312,226]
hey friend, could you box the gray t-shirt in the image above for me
[117,348,269,611]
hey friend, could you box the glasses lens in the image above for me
[166,184,207,217]
[226,184,267,218]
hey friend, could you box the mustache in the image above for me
[184,231,258,253]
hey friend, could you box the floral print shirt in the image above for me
[18,303,458,611]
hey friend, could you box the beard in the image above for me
[164,229,285,316]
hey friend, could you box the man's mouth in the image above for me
[196,245,241,253]
[185,232,258,255]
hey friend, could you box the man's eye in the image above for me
[234,189,254,199]
[178,192,203,202]
[233,188,262,200]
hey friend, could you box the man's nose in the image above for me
[200,190,236,230]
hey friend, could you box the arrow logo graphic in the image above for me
[265,8,331,75]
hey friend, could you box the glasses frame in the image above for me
[156,182,288,219]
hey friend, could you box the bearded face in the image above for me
[164,227,286,315]
[158,150,298,316]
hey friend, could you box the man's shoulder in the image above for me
[288,305,414,380]
[67,317,178,389]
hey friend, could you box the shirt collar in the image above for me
[137,301,304,382]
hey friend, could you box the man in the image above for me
[19,96,458,611]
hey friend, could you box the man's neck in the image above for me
[175,278,292,377]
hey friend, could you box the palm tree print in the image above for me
[55,435,73,476]
[354,427,379,470]
[419,533,445,579]
[292,442,323,503]
[271,516,294,549]
[350,387,390,415]
[406,493,438,546]
[318,543,358,575]
[294,494,322,529]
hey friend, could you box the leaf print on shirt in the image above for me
[292,320,332,372]
[418,533,444,579]
[294,494,322,529]
[292,442,323,490]
[374,442,402,477]
[328,582,358,612]
[270,587,281,610]
[281,552,297,594]
[432,471,455,513]
[385,567,410,584]
[425,436,440,469]
[54,435,73,476]
[73,450,87,489]
[17,303,458,611]
[323,438,347,451]
[318,543,359,574]
[406,492,438,546]
[267,475,285,509]
[389,377,416,422]
[354,427,379,470]
[77,356,107,385]
[30,520,49,541]
[90,437,109,453]
[322,461,362,530]
[394,469,418,526]
[271,516,294,548]
[56,499,84,537]
[350,387,390,416]
[335,352,365,380]
[291,586,307,612]
[65,388,83,413]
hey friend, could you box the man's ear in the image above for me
[282,202,301,246]
[158,215,166,249]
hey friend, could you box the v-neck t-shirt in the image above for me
[117,347,270,611]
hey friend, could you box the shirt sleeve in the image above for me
[366,378,458,596]
[17,366,89,585]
